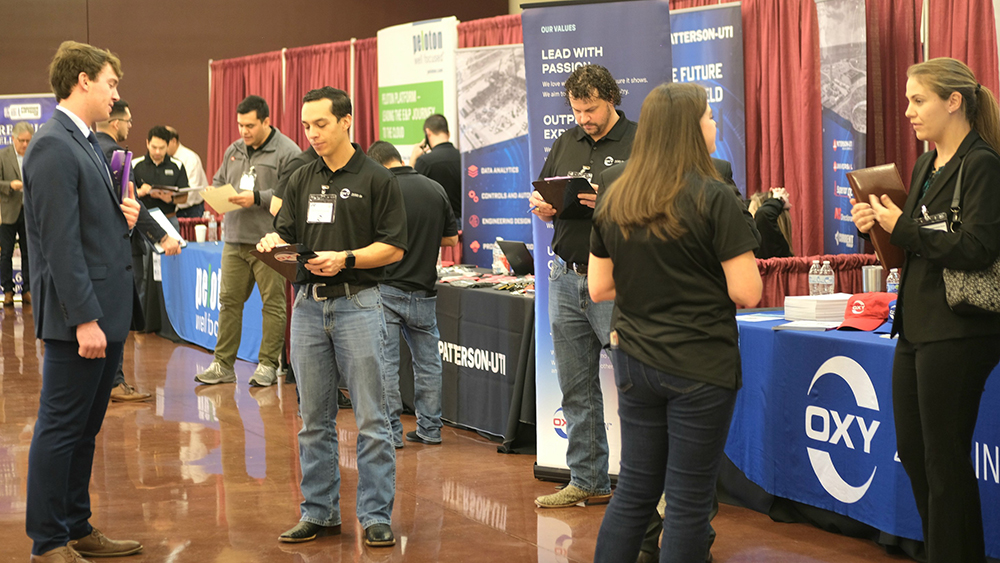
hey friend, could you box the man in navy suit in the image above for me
[22,40,143,563]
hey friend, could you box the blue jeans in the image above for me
[289,285,395,529]
[594,349,737,563]
[548,256,614,495]
[381,284,444,444]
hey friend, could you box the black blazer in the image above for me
[22,110,138,342]
[890,130,1000,342]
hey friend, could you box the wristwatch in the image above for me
[344,250,356,269]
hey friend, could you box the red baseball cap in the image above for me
[838,292,895,331]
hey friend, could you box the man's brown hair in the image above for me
[49,40,122,101]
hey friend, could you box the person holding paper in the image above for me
[194,95,300,388]
[22,40,143,562]
[851,58,1000,563]
[166,126,208,218]
[131,125,188,230]
[588,82,761,563]
[529,64,637,510]
[257,86,406,547]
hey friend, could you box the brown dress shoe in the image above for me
[69,528,142,557]
[109,383,152,403]
[21,290,30,304]
[30,546,92,562]
[3,292,12,307]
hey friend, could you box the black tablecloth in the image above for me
[397,283,535,453]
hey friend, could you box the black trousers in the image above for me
[893,334,1000,563]
[0,208,29,293]
[26,339,123,555]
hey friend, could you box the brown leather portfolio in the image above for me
[846,164,909,271]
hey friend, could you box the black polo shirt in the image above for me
[414,141,461,219]
[539,110,636,265]
[383,166,458,294]
[275,146,319,200]
[274,143,408,286]
[132,155,189,215]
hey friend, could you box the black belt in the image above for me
[568,261,588,275]
[306,282,375,301]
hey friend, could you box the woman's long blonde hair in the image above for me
[596,82,720,240]
[908,58,1000,153]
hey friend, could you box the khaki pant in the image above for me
[215,242,287,369]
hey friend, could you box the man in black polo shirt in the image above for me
[529,64,637,509]
[368,140,458,447]
[410,114,461,220]
[258,86,406,548]
[132,125,188,229]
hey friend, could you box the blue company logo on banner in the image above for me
[670,5,747,194]
[0,94,57,149]
[194,264,220,337]
[822,110,863,252]
[461,137,532,267]
[805,356,881,503]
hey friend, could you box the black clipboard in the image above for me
[532,176,596,220]
[250,244,316,283]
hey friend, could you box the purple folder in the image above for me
[109,149,132,201]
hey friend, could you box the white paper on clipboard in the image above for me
[146,207,188,254]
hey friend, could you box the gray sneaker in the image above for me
[249,364,278,387]
[194,361,236,385]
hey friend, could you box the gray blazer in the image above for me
[0,145,24,224]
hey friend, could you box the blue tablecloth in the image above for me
[160,242,263,363]
[728,316,1000,556]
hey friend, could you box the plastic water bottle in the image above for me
[207,213,217,242]
[819,260,835,295]
[886,268,900,294]
[808,260,821,296]
[218,214,225,242]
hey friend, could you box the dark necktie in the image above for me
[86,131,116,200]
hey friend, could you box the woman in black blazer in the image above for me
[852,58,1000,563]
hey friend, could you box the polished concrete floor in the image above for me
[0,302,911,563]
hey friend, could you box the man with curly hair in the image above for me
[529,64,637,509]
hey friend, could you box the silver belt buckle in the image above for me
[311,283,328,301]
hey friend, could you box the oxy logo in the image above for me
[553,408,568,439]
[467,165,479,178]
[195,265,220,310]
[805,356,881,504]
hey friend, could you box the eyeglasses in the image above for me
[114,118,133,125]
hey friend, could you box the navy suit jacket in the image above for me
[22,110,136,342]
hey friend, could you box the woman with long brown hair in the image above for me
[852,57,1000,562]
[588,82,761,562]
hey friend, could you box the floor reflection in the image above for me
[0,316,911,562]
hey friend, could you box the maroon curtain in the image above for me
[207,51,283,178]
[670,0,723,9]
[866,0,923,182]
[458,14,522,48]
[742,0,824,257]
[282,41,353,149]
[753,253,881,308]
[928,0,1000,99]
[353,37,379,153]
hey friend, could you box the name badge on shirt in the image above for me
[240,166,256,192]
[308,188,337,223]
[165,169,174,176]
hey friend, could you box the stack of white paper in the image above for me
[783,293,852,321]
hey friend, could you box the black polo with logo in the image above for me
[132,155,189,215]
